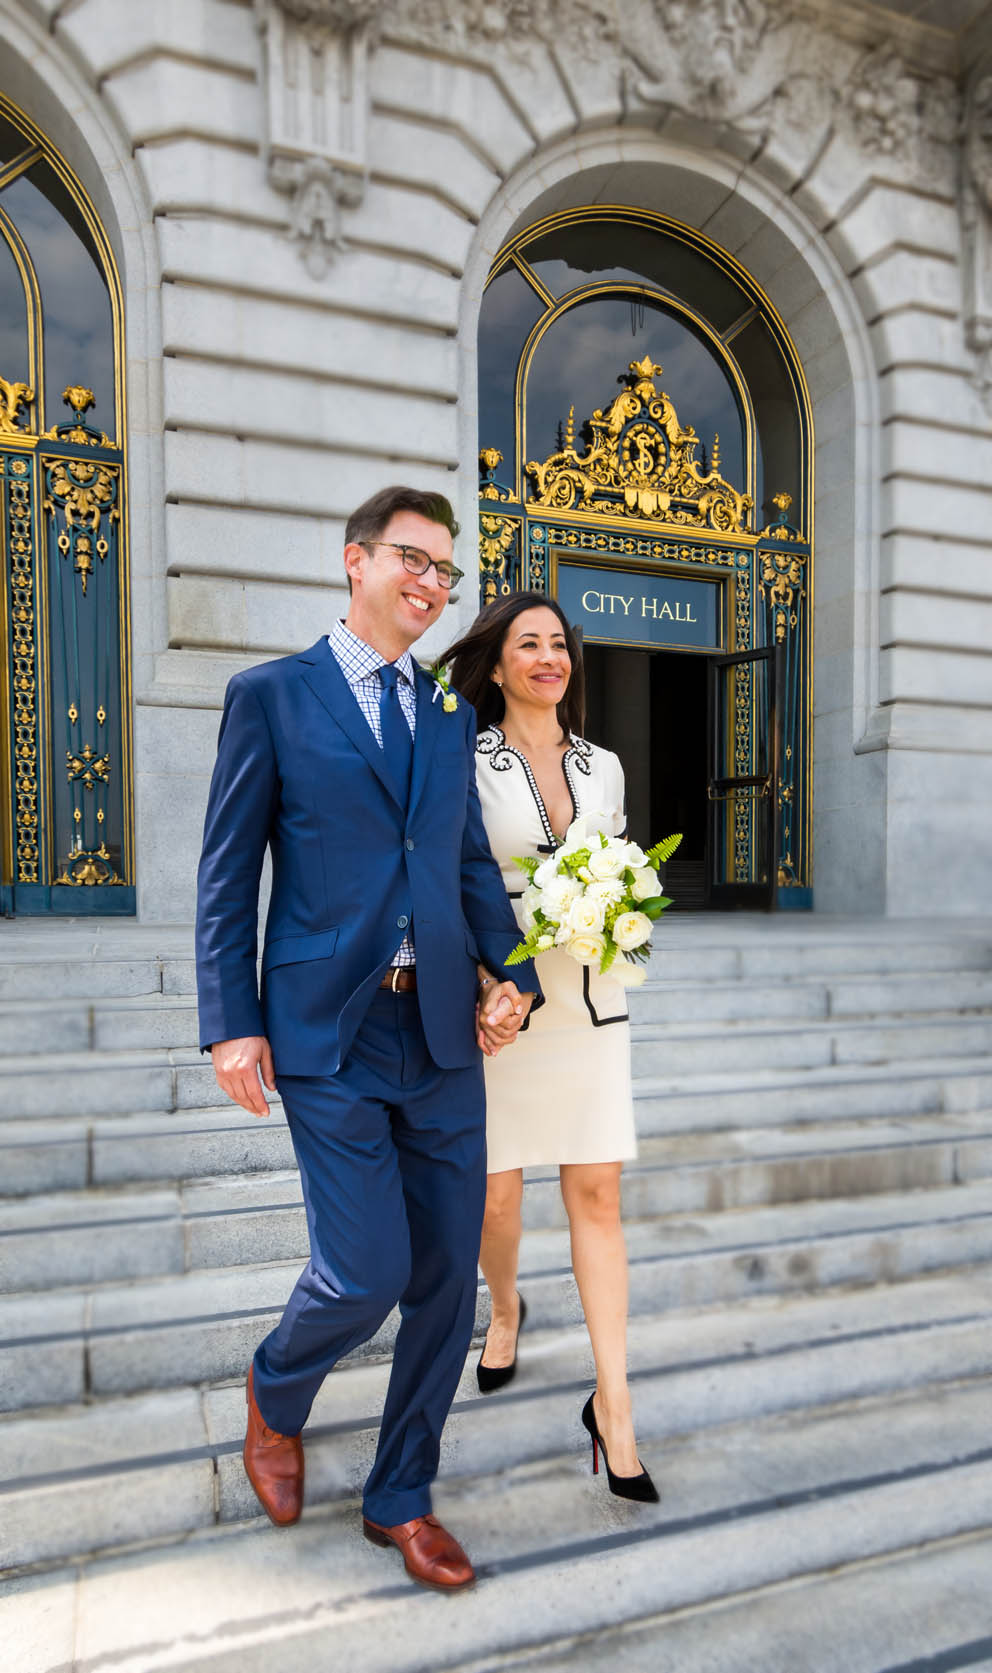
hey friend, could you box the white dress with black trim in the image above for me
[476,725,638,1172]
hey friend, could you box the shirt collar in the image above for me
[329,619,417,688]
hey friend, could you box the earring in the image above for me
[493,677,503,688]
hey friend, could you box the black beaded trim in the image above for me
[477,725,592,848]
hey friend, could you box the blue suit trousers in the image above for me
[251,988,487,1527]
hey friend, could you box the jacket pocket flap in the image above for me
[262,927,339,973]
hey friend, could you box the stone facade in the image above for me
[2,0,991,918]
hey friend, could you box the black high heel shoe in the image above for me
[476,1295,527,1394]
[580,1394,660,1503]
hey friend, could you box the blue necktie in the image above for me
[379,663,413,802]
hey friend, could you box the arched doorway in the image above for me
[0,94,132,914]
[477,207,813,910]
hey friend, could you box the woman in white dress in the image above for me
[444,592,657,1502]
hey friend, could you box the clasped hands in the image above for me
[476,966,534,1058]
[212,969,533,1113]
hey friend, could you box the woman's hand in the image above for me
[476,976,534,1057]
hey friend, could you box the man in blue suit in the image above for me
[196,486,539,1591]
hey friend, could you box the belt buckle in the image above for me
[390,966,402,993]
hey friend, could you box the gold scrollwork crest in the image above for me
[0,376,33,437]
[44,456,119,595]
[42,386,113,448]
[758,499,807,642]
[478,512,517,606]
[525,358,753,534]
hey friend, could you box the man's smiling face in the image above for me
[344,509,451,657]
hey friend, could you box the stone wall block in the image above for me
[156,217,460,330]
[372,45,533,177]
[881,591,992,657]
[870,311,970,378]
[164,431,456,519]
[883,476,992,545]
[56,0,257,84]
[881,646,992,708]
[162,358,458,464]
[101,58,259,149]
[550,44,623,130]
[881,533,992,601]
[161,282,458,395]
[880,366,992,435]
[167,573,347,656]
[167,502,345,588]
[368,113,501,220]
[829,187,960,280]
[139,139,475,273]
[135,699,223,782]
[484,44,576,148]
[885,754,992,913]
[881,421,992,492]
[852,252,961,326]
[136,763,211,923]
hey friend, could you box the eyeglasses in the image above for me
[361,541,463,590]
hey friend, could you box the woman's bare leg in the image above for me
[479,1168,525,1367]
[560,1160,640,1476]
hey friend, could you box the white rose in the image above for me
[560,812,607,855]
[586,841,627,881]
[533,854,559,889]
[535,933,554,951]
[585,879,626,908]
[565,931,607,966]
[622,842,647,869]
[539,875,584,922]
[554,920,572,945]
[568,894,606,935]
[612,910,653,951]
[630,867,662,902]
[521,884,543,928]
[612,955,648,987]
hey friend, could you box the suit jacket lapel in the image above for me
[297,637,403,809]
[408,662,444,821]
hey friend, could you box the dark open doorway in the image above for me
[582,645,708,909]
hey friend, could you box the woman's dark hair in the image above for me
[443,591,585,738]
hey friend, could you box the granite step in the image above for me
[18,1513,992,1673]
[633,1052,992,1134]
[6,1183,992,1405]
[459,1533,992,1673]
[2,1273,992,1582]
[629,966,992,1024]
[629,1013,992,1077]
[10,1107,992,1296]
[3,965,992,1060]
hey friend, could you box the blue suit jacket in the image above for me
[195,636,540,1075]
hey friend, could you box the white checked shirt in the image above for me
[328,619,417,965]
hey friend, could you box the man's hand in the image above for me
[211,1036,276,1116]
[476,977,534,1057]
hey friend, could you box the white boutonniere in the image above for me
[427,661,458,713]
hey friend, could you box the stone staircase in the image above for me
[4,916,992,1672]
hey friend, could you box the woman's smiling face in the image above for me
[493,606,572,710]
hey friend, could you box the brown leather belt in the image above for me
[380,966,417,993]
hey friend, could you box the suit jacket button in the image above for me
[405,838,415,851]
[397,914,409,928]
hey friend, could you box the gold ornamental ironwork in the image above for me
[0,377,33,437]
[42,385,113,448]
[525,357,753,533]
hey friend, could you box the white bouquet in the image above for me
[506,814,682,988]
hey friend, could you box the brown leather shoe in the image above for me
[363,1513,476,1591]
[243,1365,304,1526]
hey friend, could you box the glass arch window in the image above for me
[0,95,132,915]
[476,206,814,910]
[478,208,810,530]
